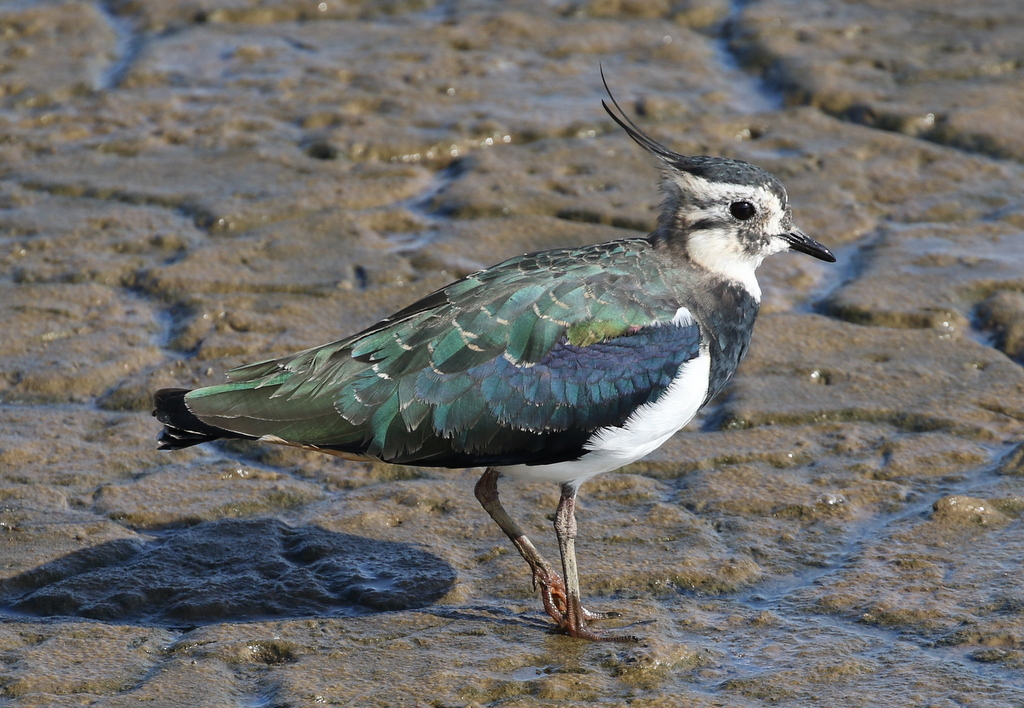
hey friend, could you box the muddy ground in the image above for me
[1,0,1023,706]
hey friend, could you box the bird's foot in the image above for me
[533,566,613,620]
[531,567,637,642]
[556,614,640,643]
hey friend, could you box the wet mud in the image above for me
[1,0,1023,706]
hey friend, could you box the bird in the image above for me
[153,72,836,641]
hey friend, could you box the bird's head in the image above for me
[601,71,835,300]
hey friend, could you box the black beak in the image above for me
[782,228,836,262]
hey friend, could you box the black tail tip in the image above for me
[153,387,230,450]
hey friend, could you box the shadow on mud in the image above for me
[0,517,456,628]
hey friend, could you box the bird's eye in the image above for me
[730,201,756,220]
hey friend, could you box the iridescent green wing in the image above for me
[184,239,693,464]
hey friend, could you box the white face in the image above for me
[667,172,794,301]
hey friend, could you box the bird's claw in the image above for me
[531,567,634,641]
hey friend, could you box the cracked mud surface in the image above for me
[1,1,1023,706]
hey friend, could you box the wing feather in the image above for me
[182,239,704,466]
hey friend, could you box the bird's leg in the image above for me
[553,484,595,639]
[474,468,566,623]
[554,484,637,642]
[474,468,618,629]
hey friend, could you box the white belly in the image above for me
[499,349,711,488]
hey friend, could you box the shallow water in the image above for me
[1,0,1023,706]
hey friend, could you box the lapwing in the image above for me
[154,75,836,641]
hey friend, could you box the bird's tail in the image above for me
[153,388,252,450]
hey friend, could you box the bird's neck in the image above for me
[648,227,763,303]
[694,279,760,404]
